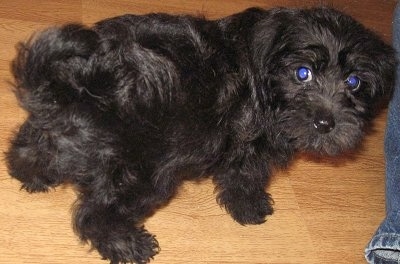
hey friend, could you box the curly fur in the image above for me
[6,7,395,263]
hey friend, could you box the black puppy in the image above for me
[6,7,394,264]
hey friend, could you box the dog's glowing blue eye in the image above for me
[296,67,312,82]
[345,75,361,91]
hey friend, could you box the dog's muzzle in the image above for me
[313,112,335,134]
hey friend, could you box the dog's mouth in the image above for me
[280,108,365,156]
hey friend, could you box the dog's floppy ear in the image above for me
[249,8,298,107]
[251,8,296,70]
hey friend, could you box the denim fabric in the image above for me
[365,4,400,263]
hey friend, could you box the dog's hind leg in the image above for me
[71,157,185,263]
[73,185,162,264]
[6,120,65,192]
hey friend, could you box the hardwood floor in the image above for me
[0,1,396,263]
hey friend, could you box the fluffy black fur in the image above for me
[6,7,395,263]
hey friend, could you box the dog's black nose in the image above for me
[313,113,335,134]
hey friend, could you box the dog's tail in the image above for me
[12,24,100,115]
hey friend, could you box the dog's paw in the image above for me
[218,189,274,225]
[21,180,52,193]
[95,227,160,264]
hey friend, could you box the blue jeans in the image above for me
[365,4,400,264]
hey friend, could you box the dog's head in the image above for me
[251,7,395,156]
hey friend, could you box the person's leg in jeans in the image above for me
[365,4,400,264]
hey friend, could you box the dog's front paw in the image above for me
[95,226,160,264]
[218,189,274,225]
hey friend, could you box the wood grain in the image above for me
[0,1,396,263]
